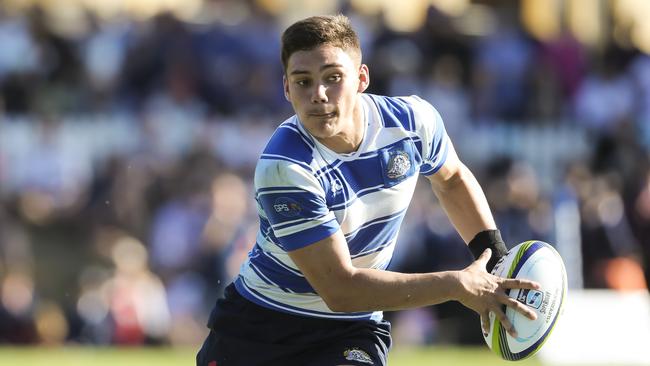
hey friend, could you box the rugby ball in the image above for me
[483,240,567,361]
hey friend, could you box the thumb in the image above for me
[477,248,492,267]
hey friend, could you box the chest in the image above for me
[319,138,421,232]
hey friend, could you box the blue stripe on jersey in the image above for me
[262,121,315,166]
[249,252,315,293]
[259,217,285,250]
[429,116,446,161]
[322,139,419,210]
[278,218,339,251]
[420,136,449,176]
[420,138,449,175]
[315,157,343,177]
[413,139,424,164]
[313,149,379,179]
[271,216,318,232]
[345,210,406,256]
[344,210,404,240]
[332,159,381,197]
[278,123,315,149]
[315,166,349,209]
[263,250,304,277]
[329,184,384,210]
[396,97,416,131]
[260,154,313,172]
[257,189,329,227]
[248,261,283,288]
[257,202,338,251]
[257,186,312,193]
[235,276,377,320]
[318,137,415,183]
[351,240,394,259]
[367,94,415,131]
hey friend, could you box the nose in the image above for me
[311,84,328,104]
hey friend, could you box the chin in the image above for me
[304,119,338,138]
[310,128,336,140]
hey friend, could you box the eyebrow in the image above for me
[289,63,344,75]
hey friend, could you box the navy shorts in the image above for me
[196,284,392,366]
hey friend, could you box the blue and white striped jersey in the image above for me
[234,93,450,321]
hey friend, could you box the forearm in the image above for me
[325,165,497,313]
[432,163,496,243]
[328,267,462,312]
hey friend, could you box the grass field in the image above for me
[0,346,547,366]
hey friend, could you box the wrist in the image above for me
[468,229,507,272]
[446,270,468,303]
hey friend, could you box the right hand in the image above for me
[454,249,541,338]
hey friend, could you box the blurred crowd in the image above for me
[0,0,649,347]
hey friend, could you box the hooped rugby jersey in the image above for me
[234,93,450,321]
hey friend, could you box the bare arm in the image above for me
[288,229,539,336]
[426,141,526,332]
[426,141,496,243]
[288,229,460,312]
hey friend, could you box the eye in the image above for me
[295,79,310,87]
[328,74,342,82]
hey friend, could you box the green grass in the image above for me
[389,346,543,366]
[0,347,192,366]
[0,346,543,366]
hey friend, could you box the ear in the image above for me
[283,75,290,101]
[357,64,370,93]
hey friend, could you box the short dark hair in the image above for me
[281,14,361,71]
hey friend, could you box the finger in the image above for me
[497,293,537,320]
[493,307,517,338]
[500,278,541,290]
[480,312,491,336]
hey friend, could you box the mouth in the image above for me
[309,112,337,119]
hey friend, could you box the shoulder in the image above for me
[261,116,316,167]
[364,94,440,131]
[255,157,312,183]
[255,151,322,196]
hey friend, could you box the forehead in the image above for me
[286,44,358,74]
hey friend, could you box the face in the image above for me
[284,44,369,146]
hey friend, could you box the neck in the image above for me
[319,98,365,154]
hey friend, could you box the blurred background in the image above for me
[0,0,649,359]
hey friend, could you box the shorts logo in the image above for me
[386,151,411,179]
[517,289,543,309]
[343,348,373,364]
[273,197,302,218]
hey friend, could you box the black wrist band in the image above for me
[468,229,508,272]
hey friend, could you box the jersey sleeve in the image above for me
[407,95,451,176]
[254,159,339,251]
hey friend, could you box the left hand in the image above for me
[454,249,541,337]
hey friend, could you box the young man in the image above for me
[197,15,540,366]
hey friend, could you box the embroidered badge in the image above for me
[379,141,416,188]
[386,151,411,179]
[343,348,374,364]
[272,197,302,218]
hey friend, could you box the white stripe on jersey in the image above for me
[333,177,417,235]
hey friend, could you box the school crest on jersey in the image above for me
[386,151,411,179]
[343,348,374,364]
[379,140,416,187]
